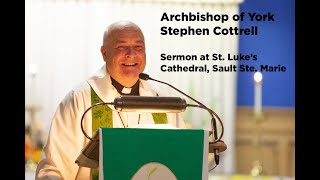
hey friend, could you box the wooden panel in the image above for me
[235,107,295,177]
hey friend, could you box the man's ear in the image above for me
[100,46,107,62]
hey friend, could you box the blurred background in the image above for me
[25,0,294,179]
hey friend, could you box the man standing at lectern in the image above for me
[35,20,186,179]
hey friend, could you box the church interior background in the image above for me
[25,0,295,179]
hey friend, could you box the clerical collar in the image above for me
[111,77,140,96]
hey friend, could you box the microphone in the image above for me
[114,96,187,113]
[139,73,150,80]
[139,72,225,166]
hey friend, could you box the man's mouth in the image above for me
[122,63,138,67]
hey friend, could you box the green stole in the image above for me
[90,87,168,180]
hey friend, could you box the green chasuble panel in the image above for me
[152,113,168,124]
[91,87,113,132]
[99,128,208,180]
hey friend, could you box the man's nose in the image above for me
[125,47,136,57]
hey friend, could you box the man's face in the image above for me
[102,28,146,86]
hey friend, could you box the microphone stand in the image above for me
[139,73,227,165]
